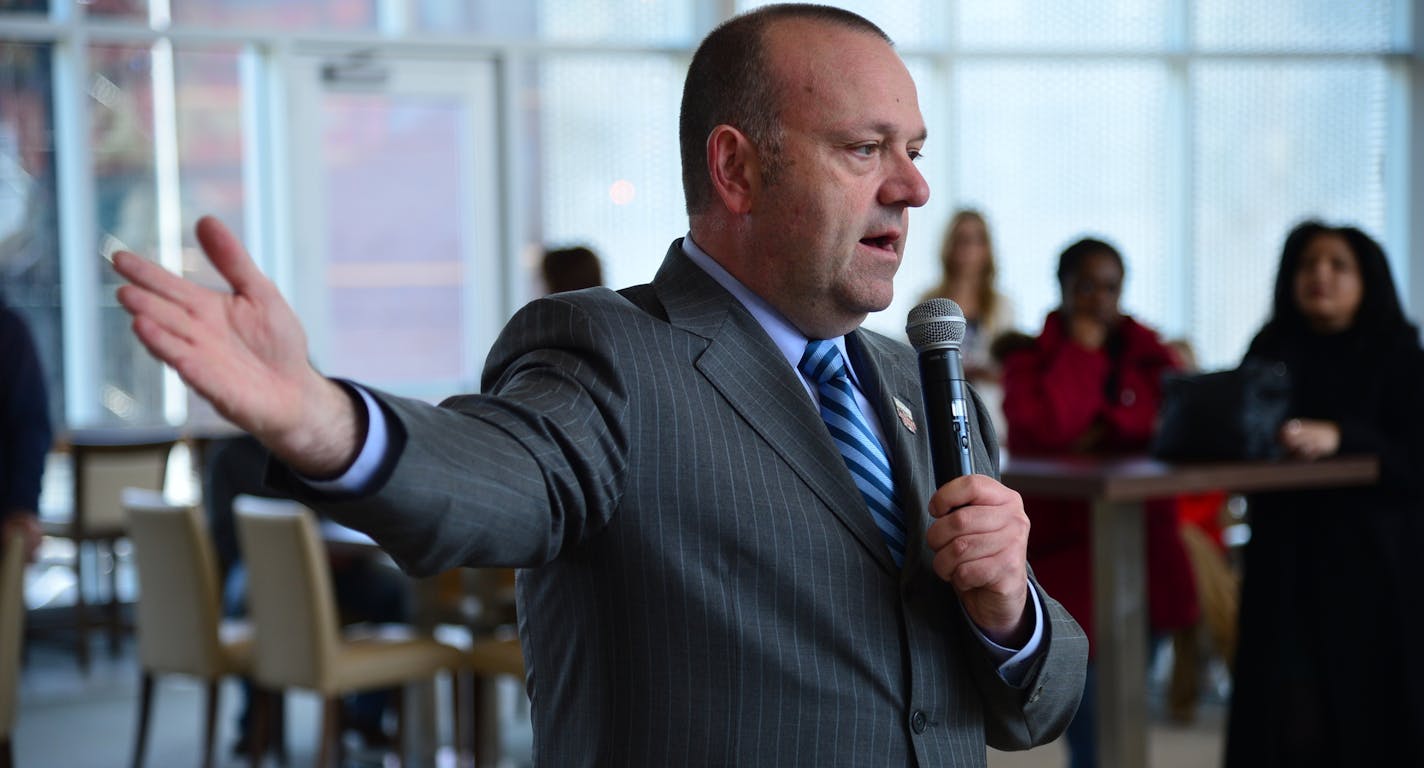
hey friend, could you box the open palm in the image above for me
[113,216,358,474]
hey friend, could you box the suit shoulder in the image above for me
[531,285,667,325]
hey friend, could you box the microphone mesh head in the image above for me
[906,298,967,352]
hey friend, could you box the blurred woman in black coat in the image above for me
[1225,221,1424,767]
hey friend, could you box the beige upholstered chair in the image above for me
[124,488,252,768]
[41,428,178,671]
[233,496,467,767]
[1,533,26,768]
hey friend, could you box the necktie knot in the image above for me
[799,339,847,386]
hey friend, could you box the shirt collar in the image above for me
[680,234,859,388]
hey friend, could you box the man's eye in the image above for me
[908,148,924,162]
[853,144,878,157]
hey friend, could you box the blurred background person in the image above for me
[1225,221,1424,768]
[921,209,1015,435]
[540,245,603,294]
[1,289,51,564]
[1001,237,1200,768]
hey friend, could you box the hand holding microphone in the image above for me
[907,299,1032,645]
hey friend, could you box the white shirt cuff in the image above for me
[967,581,1046,687]
[298,383,391,494]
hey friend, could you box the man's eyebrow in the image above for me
[866,121,928,143]
[822,123,928,145]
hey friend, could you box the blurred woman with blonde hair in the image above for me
[922,208,1016,432]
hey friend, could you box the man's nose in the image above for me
[881,151,930,208]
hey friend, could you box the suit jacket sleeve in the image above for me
[961,382,1088,750]
[271,292,631,576]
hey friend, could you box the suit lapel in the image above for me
[651,243,897,574]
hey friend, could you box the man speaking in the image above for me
[113,5,1086,765]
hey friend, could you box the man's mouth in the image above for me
[861,234,899,251]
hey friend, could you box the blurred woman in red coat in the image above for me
[1002,237,1199,768]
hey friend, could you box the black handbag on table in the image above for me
[1150,358,1292,461]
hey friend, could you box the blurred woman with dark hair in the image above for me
[1002,237,1199,768]
[541,245,603,294]
[1226,221,1424,767]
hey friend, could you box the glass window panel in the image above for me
[172,46,246,423]
[0,0,49,13]
[949,62,1174,341]
[319,93,468,385]
[954,0,1170,51]
[536,0,696,45]
[1191,62,1391,370]
[1195,0,1401,52]
[172,0,376,30]
[736,0,949,49]
[86,0,145,20]
[539,55,685,293]
[414,0,537,37]
[0,41,62,428]
[91,43,164,426]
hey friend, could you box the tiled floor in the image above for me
[12,632,533,768]
[13,629,1227,767]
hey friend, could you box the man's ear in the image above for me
[706,124,760,215]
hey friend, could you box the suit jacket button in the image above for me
[910,710,927,734]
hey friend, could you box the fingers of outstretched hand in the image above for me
[196,215,271,297]
[112,250,204,309]
[128,312,196,377]
[116,283,202,347]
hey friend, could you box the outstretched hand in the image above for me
[113,216,361,476]
[925,474,1033,647]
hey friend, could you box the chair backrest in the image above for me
[72,433,177,532]
[1,532,26,740]
[233,496,342,691]
[124,488,227,677]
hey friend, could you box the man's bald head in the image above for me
[678,4,892,217]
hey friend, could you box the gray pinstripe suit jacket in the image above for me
[304,241,1087,766]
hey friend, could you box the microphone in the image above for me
[906,299,975,486]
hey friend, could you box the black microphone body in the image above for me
[918,346,975,486]
[906,299,976,487]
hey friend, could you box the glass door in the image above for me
[285,52,502,400]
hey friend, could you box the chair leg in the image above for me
[317,696,341,768]
[391,687,406,765]
[105,539,122,656]
[334,697,346,768]
[250,687,271,767]
[272,692,288,765]
[74,542,90,673]
[201,680,219,768]
[472,675,493,768]
[1,736,13,768]
[452,671,468,765]
[131,671,153,768]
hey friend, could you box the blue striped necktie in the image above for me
[799,339,907,567]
